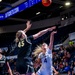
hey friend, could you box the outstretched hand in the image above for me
[48,26,56,31]
[51,31,57,35]
[26,20,32,29]
[54,72,59,75]
[24,20,32,33]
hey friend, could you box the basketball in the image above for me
[42,0,52,7]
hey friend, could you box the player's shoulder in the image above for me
[38,52,44,58]
[39,52,43,56]
[46,48,52,54]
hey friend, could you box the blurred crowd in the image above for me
[53,43,75,75]
[0,42,75,75]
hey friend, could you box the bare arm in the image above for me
[36,58,41,64]
[52,66,59,75]
[23,20,32,33]
[33,26,56,40]
[49,31,57,50]
[6,62,13,75]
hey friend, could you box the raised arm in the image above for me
[33,26,56,40]
[49,31,57,50]
[23,20,32,33]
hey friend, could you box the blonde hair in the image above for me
[15,31,22,43]
[15,30,31,44]
[33,44,43,57]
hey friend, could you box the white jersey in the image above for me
[37,48,53,75]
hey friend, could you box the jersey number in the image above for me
[18,40,24,48]
[44,58,47,63]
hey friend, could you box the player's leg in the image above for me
[26,65,36,75]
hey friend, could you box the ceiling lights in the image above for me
[0,0,2,2]
[36,12,40,15]
[65,2,71,6]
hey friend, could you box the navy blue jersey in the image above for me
[17,35,34,64]
[16,36,35,74]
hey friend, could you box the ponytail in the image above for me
[33,45,42,57]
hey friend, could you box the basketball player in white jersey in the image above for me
[15,20,57,75]
[33,31,58,75]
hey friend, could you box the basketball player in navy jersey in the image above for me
[0,48,13,75]
[15,20,56,75]
[33,31,58,75]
